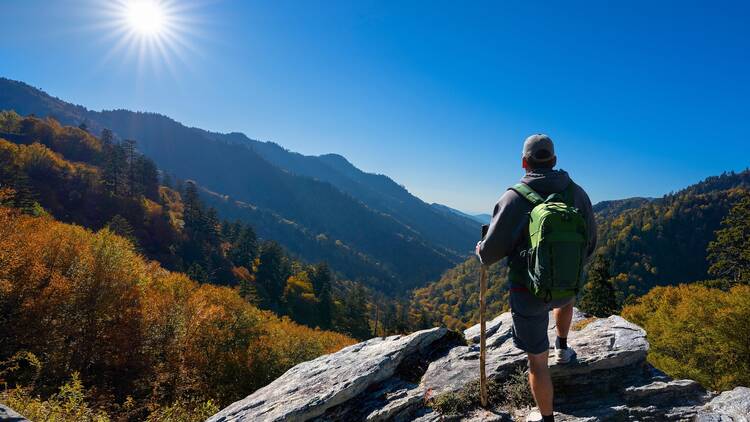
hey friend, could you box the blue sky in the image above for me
[2,1,749,213]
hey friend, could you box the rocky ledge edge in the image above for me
[206,308,749,422]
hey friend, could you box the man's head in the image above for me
[522,133,556,171]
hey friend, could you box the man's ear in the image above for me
[522,157,529,170]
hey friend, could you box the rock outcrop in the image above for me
[0,404,29,421]
[209,309,750,421]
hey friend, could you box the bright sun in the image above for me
[125,0,166,36]
[96,0,197,74]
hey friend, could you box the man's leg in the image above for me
[553,299,574,339]
[551,299,576,365]
[527,351,553,417]
[509,289,556,420]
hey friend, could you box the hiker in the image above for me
[475,134,597,422]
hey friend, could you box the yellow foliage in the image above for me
[0,206,355,417]
[622,284,750,391]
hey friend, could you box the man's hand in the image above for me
[475,241,482,257]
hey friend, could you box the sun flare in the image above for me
[125,1,166,36]
[94,0,198,74]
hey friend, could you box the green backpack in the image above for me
[509,183,588,301]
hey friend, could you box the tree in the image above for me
[182,181,202,231]
[0,110,22,132]
[579,255,619,317]
[229,224,258,270]
[707,192,750,285]
[187,262,210,284]
[0,207,354,419]
[103,143,127,195]
[134,155,159,199]
[100,128,114,146]
[335,284,370,339]
[255,241,291,312]
[310,263,333,329]
[122,139,138,195]
[106,214,137,246]
[622,284,750,391]
[283,270,319,326]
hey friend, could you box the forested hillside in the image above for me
[595,171,750,296]
[409,171,750,329]
[0,112,378,337]
[238,139,480,254]
[409,258,510,330]
[0,113,379,420]
[0,77,479,292]
[0,198,353,420]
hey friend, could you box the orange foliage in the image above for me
[0,206,354,414]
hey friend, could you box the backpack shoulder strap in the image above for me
[509,183,544,206]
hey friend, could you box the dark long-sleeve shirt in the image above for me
[478,168,597,267]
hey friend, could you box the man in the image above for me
[476,134,596,422]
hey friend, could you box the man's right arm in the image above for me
[477,190,527,266]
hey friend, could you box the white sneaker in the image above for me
[526,409,543,422]
[554,346,576,364]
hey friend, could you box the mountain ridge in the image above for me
[0,77,478,292]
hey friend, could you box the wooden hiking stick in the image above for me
[479,224,489,408]
[479,262,489,408]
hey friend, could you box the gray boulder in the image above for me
[695,387,750,422]
[209,309,749,421]
[207,327,451,422]
[0,404,29,421]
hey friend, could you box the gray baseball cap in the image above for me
[522,134,555,162]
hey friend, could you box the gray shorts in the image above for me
[509,288,575,355]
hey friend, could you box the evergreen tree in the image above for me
[100,128,114,146]
[122,139,137,195]
[238,276,260,304]
[186,262,209,283]
[180,181,208,266]
[310,262,333,329]
[182,181,202,230]
[337,284,370,339]
[707,192,750,285]
[134,155,159,199]
[106,214,137,246]
[579,255,619,317]
[229,224,259,269]
[103,143,127,195]
[255,241,291,312]
[203,207,221,242]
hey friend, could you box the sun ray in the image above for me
[86,0,202,81]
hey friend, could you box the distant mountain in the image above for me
[430,203,491,225]
[219,136,481,256]
[0,77,477,292]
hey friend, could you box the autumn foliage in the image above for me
[622,284,750,391]
[0,205,353,419]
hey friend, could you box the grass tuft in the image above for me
[428,366,533,415]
